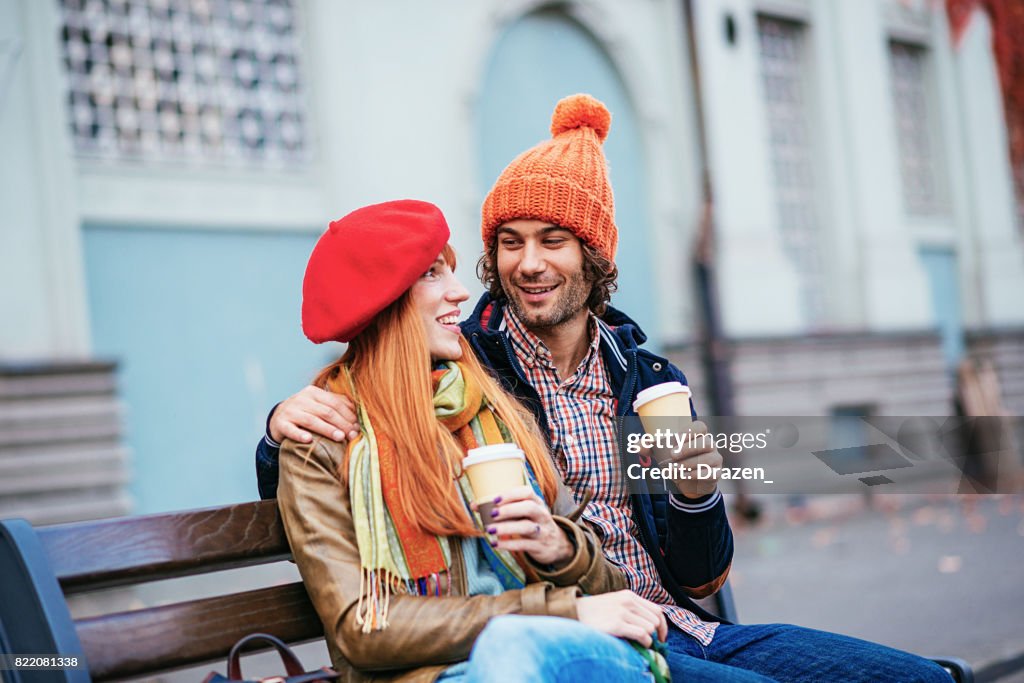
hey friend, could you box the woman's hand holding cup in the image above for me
[473,486,574,566]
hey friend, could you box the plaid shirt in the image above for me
[503,309,718,645]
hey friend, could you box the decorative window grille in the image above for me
[59,0,309,168]
[757,16,826,326]
[889,41,942,215]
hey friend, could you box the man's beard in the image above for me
[503,271,591,331]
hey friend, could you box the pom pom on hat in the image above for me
[302,200,450,343]
[550,93,611,143]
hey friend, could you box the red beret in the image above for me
[302,200,451,343]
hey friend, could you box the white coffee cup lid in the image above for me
[463,444,525,467]
[633,381,691,412]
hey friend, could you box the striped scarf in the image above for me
[336,361,538,632]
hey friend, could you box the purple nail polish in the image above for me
[486,527,496,534]
[490,509,499,518]
[490,539,498,547]
[493,496,502,504]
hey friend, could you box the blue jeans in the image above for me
[439,615,652,682]
[662,622,952,682]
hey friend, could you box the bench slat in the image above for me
[77,582,324,681]
[37,500,289,593]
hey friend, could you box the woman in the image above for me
[277,200,668,682]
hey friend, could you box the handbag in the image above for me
[203,633,340,683]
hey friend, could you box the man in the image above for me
[256,94,950,682]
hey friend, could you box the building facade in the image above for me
[1,0,1022,520]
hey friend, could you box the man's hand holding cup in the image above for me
[664,421,722,499]
[633,382,721,499]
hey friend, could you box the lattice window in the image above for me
[59,0,308,167]
[889,41,942,215]
[757,15,826,326]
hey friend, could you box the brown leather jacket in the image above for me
[277,436,627,683]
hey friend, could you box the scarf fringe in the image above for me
[357,567,415,633]
[345,362,529,633]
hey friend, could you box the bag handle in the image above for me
[226,633,306,680]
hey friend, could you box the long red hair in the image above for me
[312,245,558,538]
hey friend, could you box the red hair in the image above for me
[312,245,559,538]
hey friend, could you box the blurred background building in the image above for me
[2,0,1023,521]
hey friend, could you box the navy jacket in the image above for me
[256,293,733,623]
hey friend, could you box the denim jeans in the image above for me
[438,615,653,682]
[662,622,952,682]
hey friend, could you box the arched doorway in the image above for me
[477,8,661,347]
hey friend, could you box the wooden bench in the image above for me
[0,500,322,682]
[0,500,974,682]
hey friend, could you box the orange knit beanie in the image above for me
[481,93,617,261]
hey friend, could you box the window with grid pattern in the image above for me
[59,0,309,168]
[889,41,942,216]
[757,15,826,326]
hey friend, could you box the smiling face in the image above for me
[409,249,470,361]
[496,219,591,332]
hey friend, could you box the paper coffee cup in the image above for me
[463,444,526,522]
[634,382,693,462]
[634,381,692,420]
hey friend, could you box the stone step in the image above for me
[0,371,117,400]
[0,490,132,526]
[0,362,129,524]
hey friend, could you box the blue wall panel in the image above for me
[477,9,662,347]
[919,246,965,371]
[83,226,339,513]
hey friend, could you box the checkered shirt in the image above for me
[502,309,718,645]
